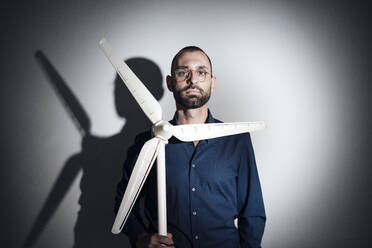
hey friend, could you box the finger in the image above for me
[159,244,175,247]
[167,233,173,239]
[158,235,173,245]
[150,234,157,244]
[154,244,172,248]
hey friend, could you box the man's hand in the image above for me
[136,232,175,248]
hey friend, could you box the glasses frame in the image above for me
[173,68,211,82]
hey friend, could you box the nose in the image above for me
[187,70,199,84]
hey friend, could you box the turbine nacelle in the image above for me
[152,121,173,141]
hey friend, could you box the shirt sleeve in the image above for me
[114,132,150,246]
[237,133,266,248]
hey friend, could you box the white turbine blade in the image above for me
[171,122,266,142]
[99,39,162,124]
[112,137,161,234]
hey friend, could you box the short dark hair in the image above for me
[171,46,213,76]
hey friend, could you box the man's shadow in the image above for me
[24,51,164,247]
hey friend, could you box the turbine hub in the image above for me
[152,121,173,140]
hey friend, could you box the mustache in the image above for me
[180,84,204,93]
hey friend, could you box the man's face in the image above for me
[167,51,216,109]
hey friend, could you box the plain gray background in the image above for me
[1,0,371,247]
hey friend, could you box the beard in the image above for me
[173,83,211,109]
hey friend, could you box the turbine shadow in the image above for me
[24,51,164,247]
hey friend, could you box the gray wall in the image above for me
[1,0,371,247]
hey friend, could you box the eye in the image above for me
[197,70,207,76]
[176,70,188,77]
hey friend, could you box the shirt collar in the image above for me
[169,109,217,144]
[169,109,216,125]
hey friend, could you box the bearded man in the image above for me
[115,46,266,248]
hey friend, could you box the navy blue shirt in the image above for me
[115,110,266,248]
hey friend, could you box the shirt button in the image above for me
[191,187,196,192]
[191,164,196,168]
[195,235,199,240]
[192,211,197,216]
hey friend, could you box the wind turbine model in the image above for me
[99,39,266,236]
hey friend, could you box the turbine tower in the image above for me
[99,39,265,236]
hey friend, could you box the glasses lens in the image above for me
[174,69,208,82]
[175,69,189,82]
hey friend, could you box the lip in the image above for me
[185,89,201,94]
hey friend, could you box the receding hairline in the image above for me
[171,46,213,76]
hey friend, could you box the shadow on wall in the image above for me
[24,51,164,248]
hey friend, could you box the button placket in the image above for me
[189,159,198,246]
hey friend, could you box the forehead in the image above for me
[176,51,211,70]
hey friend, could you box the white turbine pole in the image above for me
[157,141,167,236]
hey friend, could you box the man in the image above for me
[115,46,266,248]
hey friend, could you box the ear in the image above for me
[211,75,216,92]
[166,75,174,92]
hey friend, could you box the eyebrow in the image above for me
[175,65,209,70]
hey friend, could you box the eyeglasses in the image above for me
[173,69,210,82]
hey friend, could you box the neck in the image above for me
[176,104,209,125]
